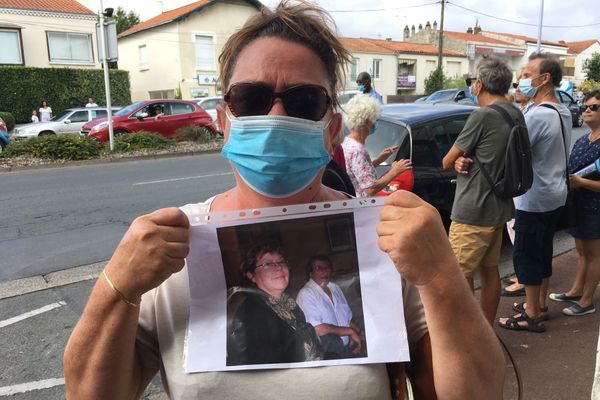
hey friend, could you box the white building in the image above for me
[561,39,600,85]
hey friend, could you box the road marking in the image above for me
[133,172,233,186]
[0,301,66,329]
[0,377,65,395]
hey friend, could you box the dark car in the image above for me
[418,87,475,106]
[81,100,216,142]
[364,103,478,226]
[556,90,583,127]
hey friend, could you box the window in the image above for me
[90,109,108,119]
[0,29,23,64]
[169,102,195,115]
[138,44,148,69]
[199,99,218,111]
[365,121,408,164]
[195,35,215,70]
[350,58,359,81]
[425,60,437,76]
[68,111,89,123]
[47,32,93,63]
[148,89,174,99]
[445,61,461,78]
[371,59,382,79]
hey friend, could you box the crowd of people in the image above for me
[61,0,599,398]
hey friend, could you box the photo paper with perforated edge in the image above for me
[184,197,409,372]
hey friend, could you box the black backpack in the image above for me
[474,104,533,198]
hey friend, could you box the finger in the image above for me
[382,190,425,209]
[157,225,190,243]
[149,208,190,228]
[163,242,190,259]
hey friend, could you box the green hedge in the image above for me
[0,111,15,131]
[109,131,174,152]
[0,135,100,160]
[0,66,131,123]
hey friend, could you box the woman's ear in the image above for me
[246,271,255,283]
[324,112,342,154]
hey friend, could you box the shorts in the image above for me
[449,221,504,278]
[513,208,561,286]
[567,208,600,240]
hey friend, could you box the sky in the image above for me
[79,0,600,43]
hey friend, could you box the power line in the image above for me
[447,1,600,28]
[328,1,440,13]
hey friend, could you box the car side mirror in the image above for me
[455,92,465,101]
[138,112,149,120]
[64,119,71,124]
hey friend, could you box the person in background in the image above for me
[356,71,383,104]
[31,109,39,123]
[0,116,7,133]
[442,56,517,325]
[39,101,52,122]
[322,122,356,195]
[85,97,98,108]
[498,52,572,332]
[63,2,505,398]
[341,95,411,197]
[549,89,600,316]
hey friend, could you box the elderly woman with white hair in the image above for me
[341,95,412,197]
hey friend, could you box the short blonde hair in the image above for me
[343,95,381,131]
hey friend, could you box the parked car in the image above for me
[0,117,9,152]
[556,90,584,127]
[417,87,475,106]
[12,107,121,140]
[338,90,362,107]
[364,103,478,227]
[81,100,216,143]
[192,96,223,132]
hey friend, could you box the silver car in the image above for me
[192,96,222,131]
[13,107,121,140]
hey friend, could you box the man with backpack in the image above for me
[498,53,572,333]
[443,56,528,325]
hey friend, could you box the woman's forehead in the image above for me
[229,37,329,90]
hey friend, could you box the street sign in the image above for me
[96,20,118,62]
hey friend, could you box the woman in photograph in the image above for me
[64,1,503,399]
[38,100,52,122]
[227,243,321,365]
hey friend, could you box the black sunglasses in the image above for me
[581,104,600,112]
[224,82,332,121]
[512,82,518,89]
[465,77,478,86]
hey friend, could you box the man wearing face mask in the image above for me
[356,71,383,104]
[498,53,572,333]
[442,56,519,325]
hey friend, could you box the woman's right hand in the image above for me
[104,207,190,301]
[390,159,412,176]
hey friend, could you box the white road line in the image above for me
[0,377,65,396]
[133,172,233,186]
[0,301,66,329]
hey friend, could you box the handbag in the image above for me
[539,104,577,231]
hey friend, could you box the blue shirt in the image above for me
[569,133,600,213]
[367,89,383,104]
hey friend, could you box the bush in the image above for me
[444,74,468,89]
[173,125,214,143]
[109,131,174,152]
[579,80,600,93]
[0,111,15,131]
[1,135,100,159]
[424,67,446,95]
[0,66,131,123]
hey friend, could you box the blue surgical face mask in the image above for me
[221,114,331,198]
[518,74,545,99]
[357,84,365,92]
[469,84,479,106]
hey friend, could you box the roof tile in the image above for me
[0,0,94,15]
[563,39,598,54]
[341,37,464,57]
[482,30,567,47]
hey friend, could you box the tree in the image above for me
[584,52,600,82]
[113,6,141,34]
[424,67,446,95]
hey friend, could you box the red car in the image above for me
[81,100,216,142]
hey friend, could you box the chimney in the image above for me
[559,40,566,44]
[403,25,410,41]
[425,21,431,31]
[433,20,438,30]
[386,37,392,41]
[418,23,423,32]
[467,27,473,34]
[411,25,416,36]
[473,24,482,34]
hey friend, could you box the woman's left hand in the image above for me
[569,174,583,189]
[374,145,399,165]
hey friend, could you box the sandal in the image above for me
[512,302,549,321]
[498,312,546,333]
[501,286,525,297]
[502,276,517,286]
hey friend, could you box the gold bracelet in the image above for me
[102,270,139,307]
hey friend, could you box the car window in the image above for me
[411,125,442,168]
[558,91,574,104]
[429,117,468,157]
[169,102,195,115]
[200,100,218,110]
[116,101,145,116]
[51,110,71,121]
[69,111,89,123]
[364,120,408,165]
[91,110,108,119]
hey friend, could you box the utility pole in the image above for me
[437,0,445,69]
[99,0,115,151]
[536,0,544,52]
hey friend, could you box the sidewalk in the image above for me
[495,249,600,399]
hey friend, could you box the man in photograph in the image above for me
[296,254,362,358]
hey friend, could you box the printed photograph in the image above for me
[217,213,367,366]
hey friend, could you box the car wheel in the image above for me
[575,113,584,127]
[114,130,127,137]
[201,126,214,138]
[39,131,55,136]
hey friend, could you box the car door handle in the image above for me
[450,179,457,184]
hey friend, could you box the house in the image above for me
[560,39,600,85]
[117,0,262,101]
[0,0,100,68]
[340,37,467,99]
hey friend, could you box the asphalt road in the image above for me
[0,153,235,282]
